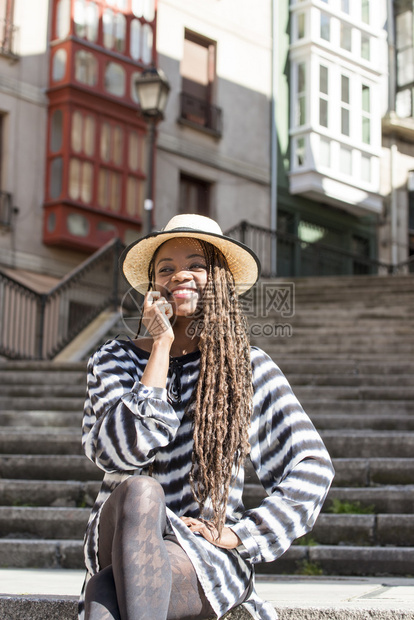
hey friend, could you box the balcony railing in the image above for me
[0,18,19,58]
[225,221,413,277]
[0,191,12,227]
[179,92,222,137]
[0,238,127,360]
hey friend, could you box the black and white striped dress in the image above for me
[79,338,334,620]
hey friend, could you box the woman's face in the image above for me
[153,238,208,317]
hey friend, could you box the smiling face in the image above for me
[153,238,208,317]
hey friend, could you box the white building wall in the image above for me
[154,0,273,231]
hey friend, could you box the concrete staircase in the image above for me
[0,274,413,617]
[246,274,414,576]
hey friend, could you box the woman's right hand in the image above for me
[142,291,174,344]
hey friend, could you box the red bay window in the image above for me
[44,0,157,251]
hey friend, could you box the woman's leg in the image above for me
[84,475,215,620]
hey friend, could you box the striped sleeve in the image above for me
[82,342,180,473]
[231,347,335,564]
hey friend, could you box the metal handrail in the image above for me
[0,191,12,227]
[0,237,125,360]
[179,91,223,136]
[225,221,409,277]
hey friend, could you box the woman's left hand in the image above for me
[180,517,241,549]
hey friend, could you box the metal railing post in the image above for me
[112,239,121,310]
[36,294,47,360]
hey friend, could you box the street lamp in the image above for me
[134,66,171,235]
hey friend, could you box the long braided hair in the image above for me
[145,239,253,535]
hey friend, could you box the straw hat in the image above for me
[121,214,261,296]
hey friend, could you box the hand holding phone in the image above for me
[143,291,174,341]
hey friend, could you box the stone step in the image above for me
[1,475,412,514]
[0,455,101,481]
[280,359,414,375]
[0,385,86,398]
[1,428,409,460]
[321,431,414,459]
[7,382,412,403]
[309,413,414,431]
[0,411,82,428]
[0,429,83,455]
[1,572,414,620]
[0,397,85,411]
[325,487,414,515]
[1,507,412,548]
[1,537,414,577]
[0,479,100,507]
[243,484,414,515]
[245,457,414,487]
[2,410,412,432]
[2,453,413,488]
[286,374,414,388]
[333,458,414,487]
[258,343,414,355]
[256,544,414,578]
[295,386,414,401]
[0,362,86,372]
[0,370,86,386]
[303,399,414,415]
[0,539,83,569]
[0,507,90,539]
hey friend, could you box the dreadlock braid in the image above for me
[142,239,253,535]
[189,241,253,536]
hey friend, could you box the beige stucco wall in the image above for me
[154,0,273,231]
[0,0,91,277]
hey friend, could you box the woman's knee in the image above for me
[113,475,166,520]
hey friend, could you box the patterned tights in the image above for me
[84,476,215,620]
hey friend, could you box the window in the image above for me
[362,84,371,144]
[320,13,330,41]
[74,0,99,42]
[319,65,329,128]
[295,136,306,167]
[181,30,215,111]
[49,157,63,199]
[56,0,70,39]
[75,50,98,86]
[67,213,89,236]
[52,49,67,82]
[50,109,63,152]
[142,23,153,64]
[132,0,155,21]
[361,0,370,24]
[341,75,350,136]
[105,62,126,97]
[361,154,371,182]
[297,12,305,39]
[180,30,221,134]
[340,23,352,52]
[130,19,141,60]
[296,62,306,126]
[340,146,352,175]
[341,0,350,13]
[361,34,370,61]
[396,10,414,88]
[68,111,95,204]
[319,137,330,167]
[179,174,211,216]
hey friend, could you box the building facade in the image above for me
[0,0,412,284]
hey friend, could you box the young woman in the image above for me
[79,214,334,620]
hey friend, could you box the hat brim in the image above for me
[120,227,261,296]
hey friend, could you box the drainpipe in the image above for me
[387,0,398,268]
[270,0,278,277]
